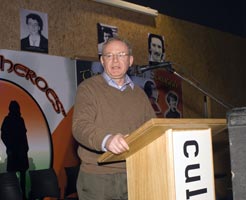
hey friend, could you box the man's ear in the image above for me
[129,55,134,67]
[100,55,104,67]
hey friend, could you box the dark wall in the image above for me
[126,0,246,37]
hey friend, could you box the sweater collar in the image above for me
[102,72,134,91]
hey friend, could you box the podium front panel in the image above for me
[172,129,215,200]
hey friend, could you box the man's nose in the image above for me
[112,55,119,61]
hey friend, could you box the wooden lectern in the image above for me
[98,118,227,200]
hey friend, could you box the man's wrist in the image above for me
[101,134,112,152]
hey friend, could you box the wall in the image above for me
[0,0,245,118]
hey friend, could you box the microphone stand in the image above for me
[163,63,234,110]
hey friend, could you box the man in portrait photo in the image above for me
[148,33,165,64]
[164,91,181,118]
[20,9,48,54]
[97,23,118,56]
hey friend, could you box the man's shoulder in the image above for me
[40,35,48,47]
[21,36,29,41]
[21,36,29,44]
[40,35,48,41]
[133,84,145,94]
[79,75,104,87]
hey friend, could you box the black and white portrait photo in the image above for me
[148,33,165,64]
[20,9,48,54]
[97,23,118,56]
[164,91,181,118]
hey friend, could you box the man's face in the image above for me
[150,37,163,62]
[27,18,40,35]
[169,97,178,111]
[100,40,133,85]
[103,32,111,42]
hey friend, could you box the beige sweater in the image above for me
[72,75,156,174]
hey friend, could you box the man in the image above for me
[143,80,162,115]
[72,37,156,200]
[98,26,114,55]
[148,33,165,63]
[164,91,181,118]
[21,13,48,53]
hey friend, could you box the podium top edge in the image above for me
[148,118,227,125]
[98,118,227,163]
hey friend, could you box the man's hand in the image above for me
[105,134,129,154]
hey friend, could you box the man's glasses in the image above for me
[102,52,129,60]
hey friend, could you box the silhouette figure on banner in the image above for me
[164,91,181,118]
[1,100,29,199]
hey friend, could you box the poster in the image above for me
[0,49,77,196]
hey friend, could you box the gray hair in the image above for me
[102,36,133,55]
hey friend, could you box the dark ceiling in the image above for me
[125,0,246,38]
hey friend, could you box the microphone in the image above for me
[128,61,174,75]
